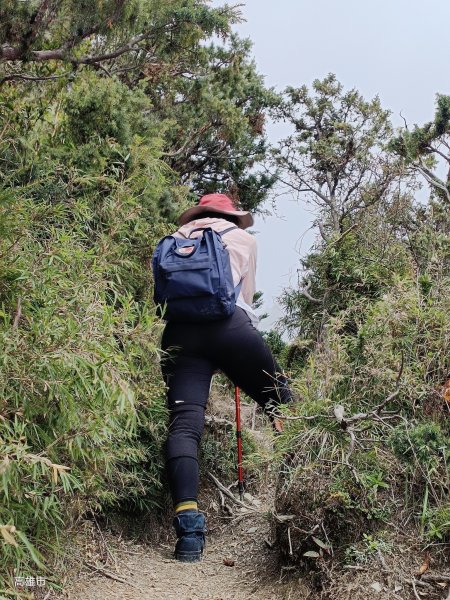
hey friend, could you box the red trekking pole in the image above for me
[234,386,245,500]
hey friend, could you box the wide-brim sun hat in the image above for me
[178,193,254,229]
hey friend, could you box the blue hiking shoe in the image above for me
[172,510,206,562]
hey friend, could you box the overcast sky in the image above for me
[213,0,450,329]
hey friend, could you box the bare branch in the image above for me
[414,160,450,202]
[342,170,366,206]
[344,389,401,425]
[427,143,450,165]
[204,414,233,431]
[317,220,330,242]
[208,472,257,512]
[0,22,97,61]
[12,297,22,330]
[275,172,332,205]
[328,224,358,247]
[1,32,150,66]
[84,561,139,589]
[399,111,409,130]
[268,377,402,427]
[325,171,333,195]
[420,574,450,584]
[0,72,70,86]
[163,123,214,158]
[296,278,323,304]
[29,1,69,51]
[411,579,421,600]
[76,33,149,65]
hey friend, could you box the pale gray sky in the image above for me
[214,0,450,329]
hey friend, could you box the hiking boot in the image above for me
[172,510,206,562]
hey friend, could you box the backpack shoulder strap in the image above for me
[187,227,210,238]
[218,226,239,236]
[176,227,208,239]
[217,226,242,295]
[178,226,238,239]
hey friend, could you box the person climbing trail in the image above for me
[153,193,294,562]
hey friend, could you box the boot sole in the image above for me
[174,550,203,562]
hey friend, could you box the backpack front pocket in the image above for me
[160,260,215,298]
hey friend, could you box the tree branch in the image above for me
[317,220,330,242]
[296,278,323,304]
[428,143,450,165]
[1,32,150,66]
[328,224,357,247]
[76,33,149,65]
[275,172,331,205]
[414,160,450,202]
[342,389,400,425]
[25,0,53,52]
[22,0,61,54]
[208,472,257,512]
[0,72,70,86]
[163,123,214,158]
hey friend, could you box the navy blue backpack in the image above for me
[152,226,241,322]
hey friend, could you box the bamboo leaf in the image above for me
[15,531,46,570]
[0,525,18,547]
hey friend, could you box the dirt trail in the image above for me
[63,499,304,600]
[54,393,449,600]
[60,401,307,600]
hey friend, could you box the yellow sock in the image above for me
[175,500,198,513]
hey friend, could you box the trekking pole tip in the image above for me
[238,481,245,501]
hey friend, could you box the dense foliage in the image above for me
[272,78,449,585]
[0,1,274,594]
[0,3,448,597]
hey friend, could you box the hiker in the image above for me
[155,193,294,562]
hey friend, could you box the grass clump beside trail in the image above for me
[272,278,449,594]
[271,235,449,595]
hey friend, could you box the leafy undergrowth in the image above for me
[0,73,177,595]
[270,277,449,599]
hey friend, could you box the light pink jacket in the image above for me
[175,217,259,325]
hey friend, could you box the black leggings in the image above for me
[161,307,293,506]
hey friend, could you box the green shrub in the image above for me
[273,272,449,563]
[0,72,178,592]
[390,422,448,467]
[425,506,450,542]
